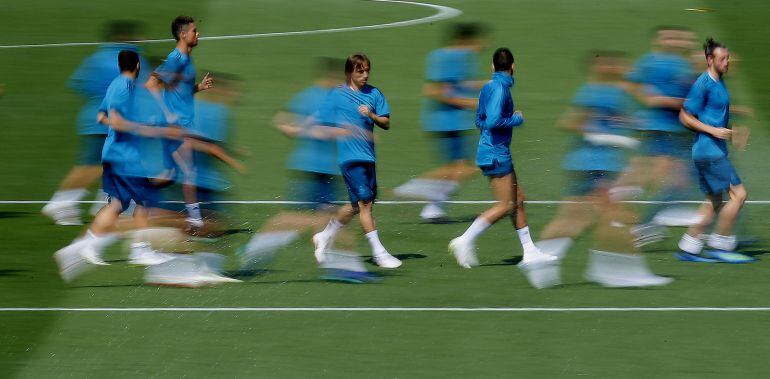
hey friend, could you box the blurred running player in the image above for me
[311,53,402,269]
[394,23,485,221]
[146,15,214,231]
[43,21,149,225]
[449,48,555,270]
[676,38,751,262]
[536,52,672,288]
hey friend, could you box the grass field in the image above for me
[1,0,770,377]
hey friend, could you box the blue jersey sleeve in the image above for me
[683,78,708,116]
[102,82,131,117]
[317,91,338,127]
[374,89,390,117]
[426,50,450,82]
[154,53,184,85]
[484,84,522,129]
[625,59,648,83]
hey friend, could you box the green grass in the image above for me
[1,0,770,377]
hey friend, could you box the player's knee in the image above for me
[497,201,515,215]
[731,185,747,203]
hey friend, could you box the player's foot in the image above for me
[420,202,447,221]
[449,237,478,268]
[373,251,402,269]
[185,217,205,235]
[42,202,82,226]
[312,232,334,261]
[518,258,561,289]
[53,241,92,282]
[79,243,109,266]
[196,271,243,284]
[128,243,175,266]
[585,250,672,288]
[631,223,667,248]
[521,247,558,265]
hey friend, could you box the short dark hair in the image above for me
[103,20,143,42]
[492,48,514,71]
[118,50,140,72]
[345,53,371,77]
[451,22,485,41]
[704,37,727,58]
[171,16,195,41]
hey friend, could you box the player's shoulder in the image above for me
[166,48,189,64]
[362,84,385,97]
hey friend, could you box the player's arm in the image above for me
[98,110,182,139]
[679,109,731,140]
[622,81,683,109]
[194,72,213,93]
[484,86,523,129]
[423,82,477,110]
[358,105,390,130]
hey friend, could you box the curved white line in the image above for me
[0,0,461,49]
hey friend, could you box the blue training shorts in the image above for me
[566,170,618,196]
[479,159,514,178]
[341,161,377,207]
[431,131,474,163]
[694,157,742,195]
[102,163,163,211]
[639,130,691,159]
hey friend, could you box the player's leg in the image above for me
[677,194,720,257]
[709,183,746,251]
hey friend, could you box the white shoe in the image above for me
[373,251,402,268]
[585,250,673,288]
[518,258,561,289]
[420,203,447,220]
[80,244,109,266]
[129,244,175,266]
[312,232,334,261]
[521,247,558,265]
[53,241,92,282]
[197,272,243,284]
[239,231,299,269]
[144,254,204,288]
[145,274,205,288]
[449,237,478,268]
[42,202,82,226]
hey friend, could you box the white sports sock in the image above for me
[85,229,118,250]
[50,188,88,203]
[320,219,343,239]
[536,237,573,259]
[365,230,387,256]
[460,217,491,242]
[678,233,704,255]
[185,203,202,221]
[707,234,737,251]
[516,226,536,251]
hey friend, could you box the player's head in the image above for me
[172,16,198,47]
[345,53,371,89]
[653,26,695,52]
[587,51,627,80]
[450,22,486,50]
[118,50,140,77]
[103,20,144,43]
[704,37,729,75]
[318,57,345,85]
[492,47,514,73]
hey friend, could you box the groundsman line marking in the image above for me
[2,307,770,312]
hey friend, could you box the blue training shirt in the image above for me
[626,52,694,133]
[98,75,148,178]
[683,71,731,160]
[562,83,633,172]
[319,84,390,165]
[154,48,196,127]
[475,71,523,167]
[69,43,149,135]
[421,47,479,132]
[286,85,339,175]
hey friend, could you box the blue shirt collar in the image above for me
[492,71,514,87]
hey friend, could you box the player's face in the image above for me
[709,47,729,75]
[350,64,370,88]
[181,22,199,47]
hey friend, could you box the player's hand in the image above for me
[709,126,732,140]
[731,126,750,151]
[358,104,372,118]
[197,72,214,92]
[514,110,524,120]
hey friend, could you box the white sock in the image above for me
[185,203,202,221]
[365,230,387,256]
[50,188,88,203]
[320,219,343,239]
[707,234,737,251]
[536,237,573,258]
[516,226,536,252]
[678,233,704,255]
[460,217,491,242]
[85,229,118,250]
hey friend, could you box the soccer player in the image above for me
[311,53,402,269]
[146,15,214,231]
[43,21,149,225]
[536,52,672,288]
[393,23,484,221]
[53,50,183,281]
[448,48,555,269]
[676,38,750,261]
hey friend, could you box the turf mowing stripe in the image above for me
[0,0,461,49]
[2,307,770,312]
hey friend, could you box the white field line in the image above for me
[5,200,770,205]
[1,307,770,312]
[0,0,461,49]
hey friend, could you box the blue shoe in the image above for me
[321,269,381,283]
[674,251,718,263]
[703,249,757,264]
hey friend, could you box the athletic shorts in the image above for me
[566,170,618,196]
[288,171,339,210]
[479,159,514,178]
[341,161,377,207]
[694,157,742,195]
[639,131,691,159]
[430,131,474,163]
[77,134,107,166]
[102,163,162,211]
